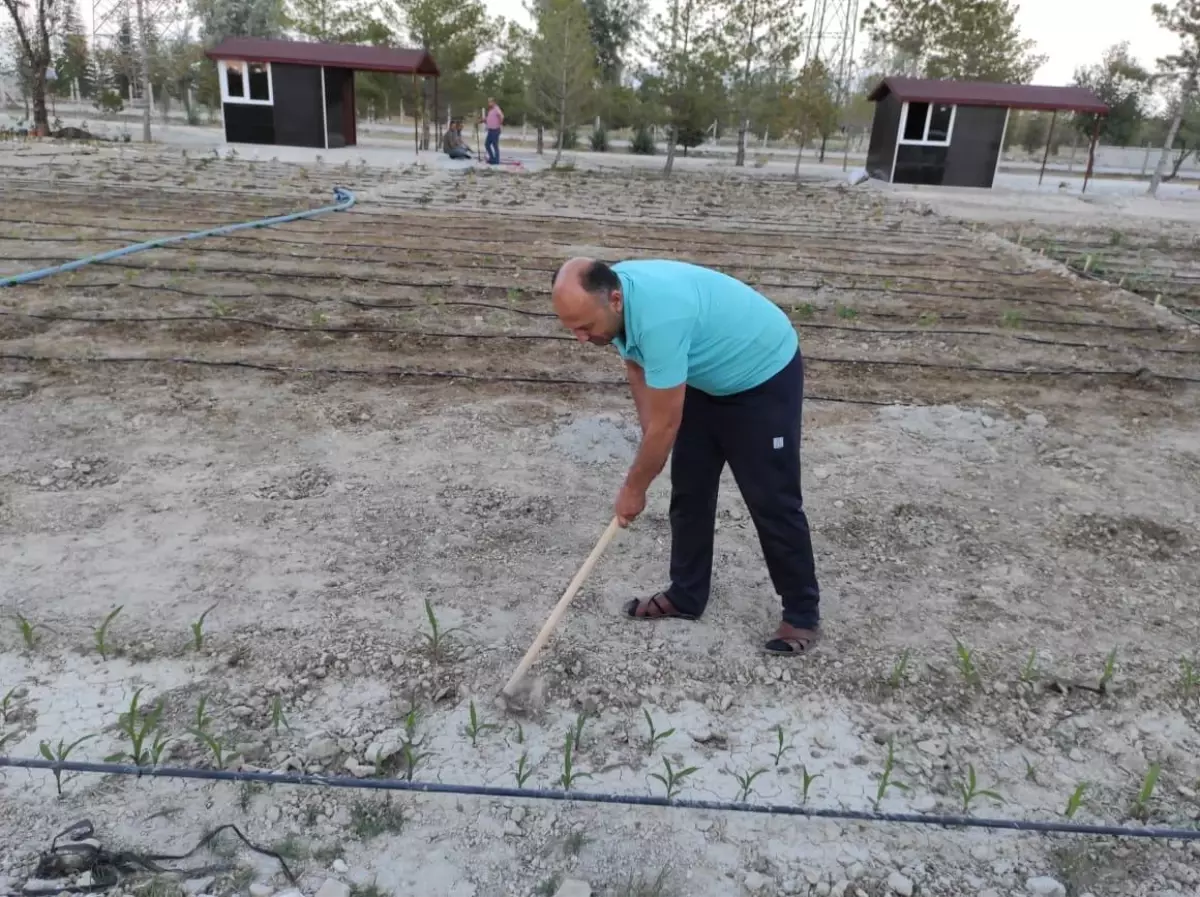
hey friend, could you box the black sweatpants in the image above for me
[664,349,821,629]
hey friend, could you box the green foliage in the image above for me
[94,605,123,660]
[590,126,610,150]
[558,730,591,790]
[39,735,97,797]
[860,0,1045,83]
[464,700,499,747]
[584,0,645,84]
[1132,762,1161,820]
[527,0,597,165]
[649,756,699,799]
[106,687,169,766]
[191,603,218,652]
[629,124,657,154]
[642,709,675,754]
[785,57,839,158]
[956,763,1004,812]
[1071,42,1153,145]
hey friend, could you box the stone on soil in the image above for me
[886,871,914,896]
[314,879,350,897]
[1025,877,1066,897]
[551,880,592,897]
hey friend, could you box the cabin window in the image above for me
[900,101,955,145]
[219,60,273,105]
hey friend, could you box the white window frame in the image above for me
[218,59,273,106]
[898,101,956,146]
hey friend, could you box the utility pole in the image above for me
[135,0,152,142]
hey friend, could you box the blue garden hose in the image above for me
[0,187,356,288]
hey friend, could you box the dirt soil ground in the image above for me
[2,143,1199,897]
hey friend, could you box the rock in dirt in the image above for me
[332,859,349,874]
[552,881,592,897]
[1025,877,1066,897]
[315,880,350,897]
[743,872,770,893]
[184,878,214,895]
[886,872,914,896]
[249,884,274,897]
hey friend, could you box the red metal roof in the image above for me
[868,77,1108,115]
[205,37,439,76]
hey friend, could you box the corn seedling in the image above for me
[191,728,237,769]
[1131,762,1161,821]
[105,686,167,766]
[1000,310,1023,329]
[1019,648,1039,684]
[464,700,499,747]
[398,707,431,781]
[917,312,939,327]
[14,613,41,651]
[571,709,592,751]
[1024,756,1039,784]
[561,830,589,857]
[614,868,671,897]
[954,638,981,688]
[190,604,217,652]
[873,739,908,809]
[310,311,328,327]
[888,649,912,688]
[643,709,674,755]
[1179,658,1200,701]
[514,752,535,787]
[836,304,859,321]
[421,599,461,662]
[956,763,1004,813]
[793,302,815,319]
[193,695,212,732]
[94,605,123,660]
[649,757,699,800]
[800,765,821,803]
[0,731,19,752]
[770,725,793,766]
[513,721,525,745]
[39,735,97,796]
[209,299,232,317]
[1098,647,1117,693]
[726,766,768,803]
[0,687,15,723]
[558,730,591,790]
[1064,781,1088,818]
[270,695,291,734]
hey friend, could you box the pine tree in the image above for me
[1071,43,1152,146]
[860,0,1045,83]
[527,0,596,166]
[642,0,725,175]
[1148,0,1200,196]
[55,0,91,98]
[717,0,806,167]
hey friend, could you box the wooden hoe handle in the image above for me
[501,517,621,697]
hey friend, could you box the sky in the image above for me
[481,0,1180,86]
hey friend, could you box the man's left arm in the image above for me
[614,321,690,526]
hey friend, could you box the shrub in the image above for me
[629,125,656,155]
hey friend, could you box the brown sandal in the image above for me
[763,628,820,655]
[622,592,699,621]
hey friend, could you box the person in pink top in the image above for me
[482,97,504,165]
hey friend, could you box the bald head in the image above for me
[551,257,624,346]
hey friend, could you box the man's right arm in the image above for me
[625,359,652,435]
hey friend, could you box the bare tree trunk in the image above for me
[1149,85,1191,197]
[537,126,544,154]
[30,69,49,134]
[136,0,152,142]
[663,123,677,176]
[794,141,803,177]
[736,121,747,167]
[553,92,566,167]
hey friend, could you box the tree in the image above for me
[861,0,1045,83]
[717,0,806,167]
[53,0,89,98]
[193,0,287,45]
[379,0,495,149]
[785,57,837,175]
[584,0,644,84]
[643,0,725,175]
[2,0,57,134]
[1149,0,1200,196]
[285,0,371,41]
[1072,42,1152,145]
[527,0,596,166]
[479,19,532,125]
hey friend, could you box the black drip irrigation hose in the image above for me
[2,757,1197,842]
[5,310,1199,358]
[0,353,904,405]
[7,256,1107,312]
[2,351,1195,386]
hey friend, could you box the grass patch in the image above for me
[350,796,406,839]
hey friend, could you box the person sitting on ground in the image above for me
[443,120,471,160]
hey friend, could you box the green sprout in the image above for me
[190,604,218,652]
[649,757,699,800]
[39,735,97,797]
[642,709,674,755]
[94,606,123,660]
[956,763,1004,813]
[464,700,499,747]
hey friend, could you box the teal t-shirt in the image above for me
[610,259,798,396]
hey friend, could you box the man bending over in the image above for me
[550,257,823,656]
